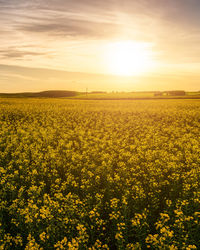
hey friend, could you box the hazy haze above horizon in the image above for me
[0,0,200,92]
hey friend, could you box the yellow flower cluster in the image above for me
[0,98,200,249]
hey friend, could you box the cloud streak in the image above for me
[0,49,46,59]
[18,19,120,39]
[0,0,200,91]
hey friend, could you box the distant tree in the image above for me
[166,90,186,96]
[91,91,107,94]
[154,92,163,96]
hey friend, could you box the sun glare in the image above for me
[105,41,155,76]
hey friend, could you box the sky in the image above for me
[0,0,200,92]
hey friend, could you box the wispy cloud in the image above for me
[18,19,120,39]
[1,64,200,93]
[0,0,200,90]
[0,48,46,59]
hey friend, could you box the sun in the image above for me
[105,41,155,76]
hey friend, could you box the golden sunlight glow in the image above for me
[105,41,156,76]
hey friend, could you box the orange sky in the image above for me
[0,0,200,92]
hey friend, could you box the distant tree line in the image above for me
[154,90,186,96]
[90,91,107,94]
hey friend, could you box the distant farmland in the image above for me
[1,90,200,100]
[0,90,78,98]
[74,91,200,99]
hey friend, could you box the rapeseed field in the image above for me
[0,99,200,249]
